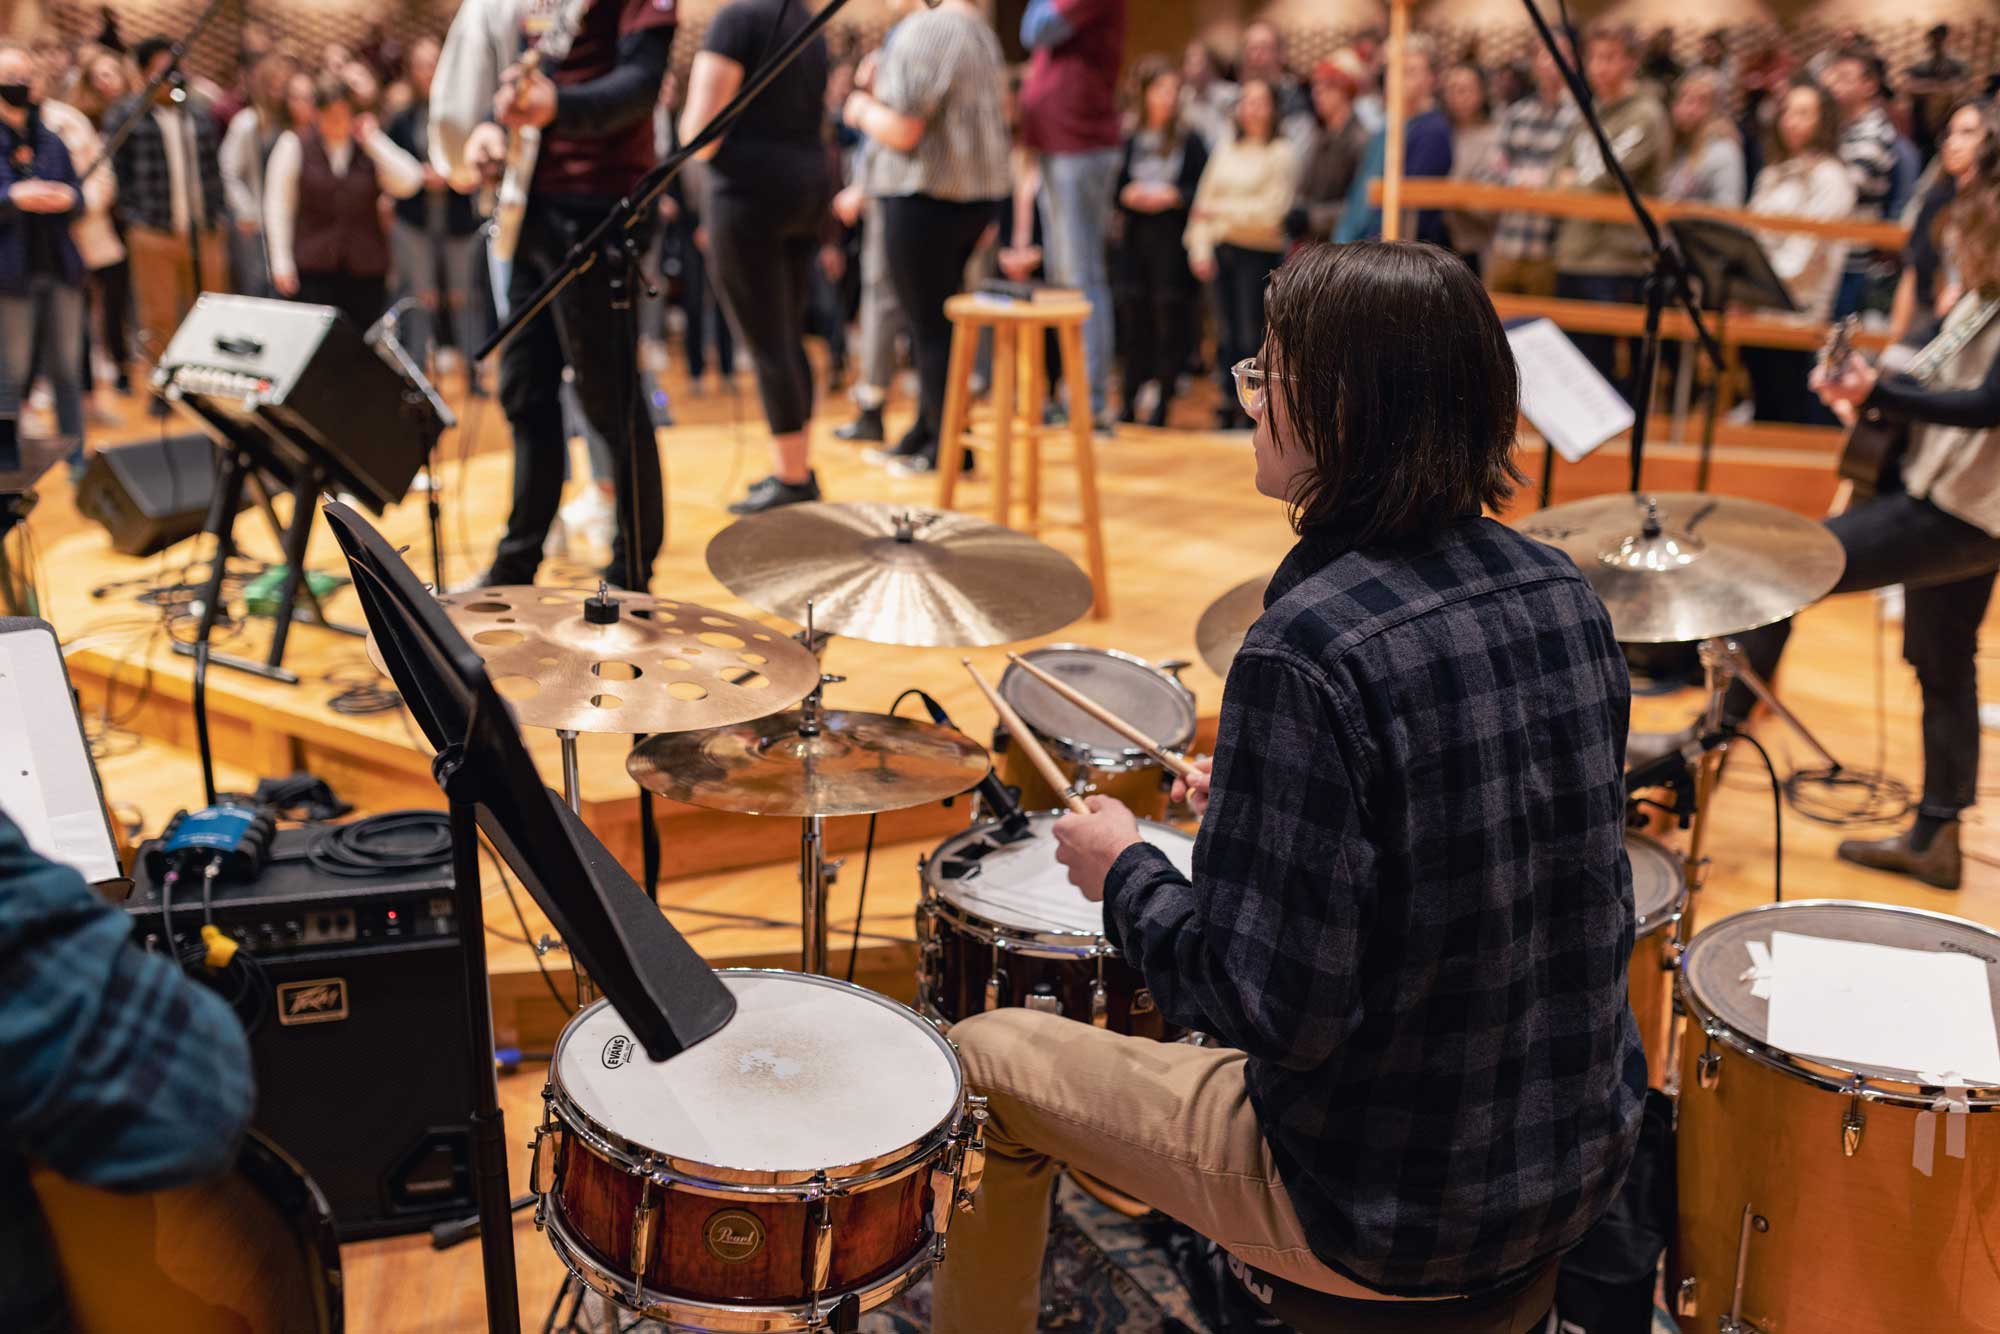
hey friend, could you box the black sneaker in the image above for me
[729,472,822,515]
[887,448,974,479]
[834,406,885,443]
[866,425,932,467]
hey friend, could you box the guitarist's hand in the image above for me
[465,121,508,186]
[496,65,557,130]
[1812,356,1879,413]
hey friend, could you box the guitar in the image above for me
[1820,315,1907,504]
[30,1130,344,1333]
[491,0,593,264]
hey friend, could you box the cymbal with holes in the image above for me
[1515,492,1846,644]
[435,586,820,733]
[1194,573,1270,678]
[625,709,991,818]
[704,501,1095,648]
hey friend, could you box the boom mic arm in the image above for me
[910,689,1032,840]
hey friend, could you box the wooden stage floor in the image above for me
[19,365,2000,1330]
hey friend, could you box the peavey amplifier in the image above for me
[154,295,430,513]
[127,825,476,1239]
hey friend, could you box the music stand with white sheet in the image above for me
[0,617,127,898]
[1506,317,1637,507]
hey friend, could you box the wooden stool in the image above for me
[935,291,1110,618]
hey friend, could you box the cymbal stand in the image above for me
[793,600,845,976]
[558,730,580,814]
[1671,635,1842,958]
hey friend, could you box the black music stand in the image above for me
[1668,218,1798,490]
[322,500,735,1334]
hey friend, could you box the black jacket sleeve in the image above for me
[1871,352,2000,432]
[553,25,674,138]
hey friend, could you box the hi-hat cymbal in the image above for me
[704,501,1094,648]
[435,586,820,733]
[1517,492,1845,644]
[1195,573,1270,677]
[627,709,991,818]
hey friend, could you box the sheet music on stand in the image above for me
[0,618,126,893]
[1506,317,1635,465]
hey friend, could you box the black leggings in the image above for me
[707,184,828,436]
[296,270,388,335]
[880,194,1001,442]
[1213,243,1283,424]
[1117,210,1196,400]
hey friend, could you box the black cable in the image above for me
[478,836,573,1017]
[1727,728,1784,904]
[845,813,876,984]
[307,811,453,878]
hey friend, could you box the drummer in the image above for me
[932,242,1647,1332]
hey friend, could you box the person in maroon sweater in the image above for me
[1016,0,1124,428]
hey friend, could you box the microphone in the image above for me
[913,689,1031,839]
[1624,728,1719,820]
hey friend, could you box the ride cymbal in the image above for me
[1194,573,1270,678]
[705,501,1094,648]
[436,586,819,733]
[1517,493,1845,644]
[626,709,991,818]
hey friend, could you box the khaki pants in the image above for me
[1485,256,1558,298]
[127,224,229,363]
[932,1008,1434,1334]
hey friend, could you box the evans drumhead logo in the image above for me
[704,1208,766,1263]
[277,978,348,1026]
[601,1034,634,1069]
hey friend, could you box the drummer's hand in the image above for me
[1170,756,1214,818]
[1052,796,1141,903]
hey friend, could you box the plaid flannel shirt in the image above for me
[1104,517,1646,1297]
[107,95,228,234]
[0,814,253,1333]
[1491,94,1580,263]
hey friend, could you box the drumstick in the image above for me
[962,658,1089,816]
[1004,652,1201,782]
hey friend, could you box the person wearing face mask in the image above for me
[0,43,89,457]
[931,241,1642,1334]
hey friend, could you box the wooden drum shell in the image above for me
[1627,922,1677,1089]
[551,1132,934,1307]
[918,898,1172,1039]
[1671,1030,2000,1332]
[997,741,1174,821]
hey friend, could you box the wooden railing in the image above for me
[1366,178,1909,249]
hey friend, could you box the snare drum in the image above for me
[1671,902,2000,1334]
[917,812,1194,1037]
[1625,831,1684,1087]
[535,971,987,1330]
[995,645,1196,820]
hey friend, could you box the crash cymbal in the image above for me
[1517,492,1845,644]
[704,501,1094,648]
[1194,573,1270,677]
[626,709,991,818]
[435,586,819,733]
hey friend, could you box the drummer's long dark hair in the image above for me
[1262,241,1523,545]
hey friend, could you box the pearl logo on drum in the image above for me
[601,1035,633,1069]
[703,1208,766,1263]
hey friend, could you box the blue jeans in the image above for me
[0,276,86,445]
[1037,147,1121,419]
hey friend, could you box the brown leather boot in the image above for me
[1836,821,1962,890]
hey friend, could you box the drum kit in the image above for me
[420,488,1999,1333]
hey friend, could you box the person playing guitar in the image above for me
[432,0,677,592]
[1702,101,2000,890]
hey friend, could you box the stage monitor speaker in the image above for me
[74,434,235,557]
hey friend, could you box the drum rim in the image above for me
[1679,898,2000,1104]
[1626,830,1686,939]
[920,812,1192,951]
[549,970,968,1189]
[999,643,1197,767]
[544,1194,936,1330]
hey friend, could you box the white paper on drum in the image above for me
[1763,931,2000,1085]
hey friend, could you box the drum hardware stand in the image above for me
[1716,1202,1771,1334]
[794,601,850,976]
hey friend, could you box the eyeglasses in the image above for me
[1229,357,1291,418]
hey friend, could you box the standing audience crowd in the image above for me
[0,10,1996,490]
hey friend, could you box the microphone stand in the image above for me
[1518,0,1726,490]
